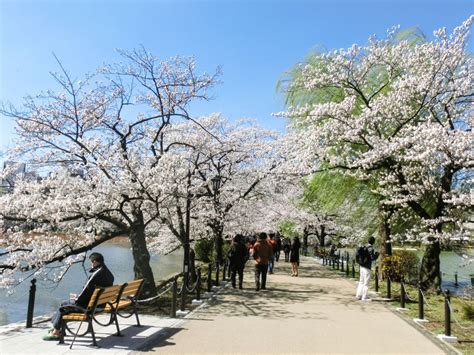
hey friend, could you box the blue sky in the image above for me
[0,0,472,155]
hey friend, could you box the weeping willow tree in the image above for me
[277,25,474,292]
[277,28,429,254]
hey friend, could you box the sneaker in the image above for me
[42,334,60,341]
[361,298,372,302]
[355,296,361,300]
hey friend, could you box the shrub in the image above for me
[461,300,474,321]
[381,249,420,284]
[194,239,214,263]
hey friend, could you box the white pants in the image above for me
[356,266,371,300]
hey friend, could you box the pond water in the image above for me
[0,242,183,326]
[334,248,473,293]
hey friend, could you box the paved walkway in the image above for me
[0,257,454,354]
[138,257,451,355]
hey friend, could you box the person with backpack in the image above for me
[355,236,379,301]
[228,234,249,289]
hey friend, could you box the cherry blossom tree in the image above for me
[0,48,220,296]
[278,18,474,290]
[144,114,285,267]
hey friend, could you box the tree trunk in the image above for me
[419,239,441,292]
[129,223,157,298]
[303,228,309,256]
[378,206,392,256]
[189,248,197,282]
[213,223,224,265]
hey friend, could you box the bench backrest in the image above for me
[86,284,124,311]
[121,279,144,299]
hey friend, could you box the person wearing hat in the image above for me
[43,252,115,341]
[252,232,273,291]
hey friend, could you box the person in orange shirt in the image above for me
[252,232,273,291]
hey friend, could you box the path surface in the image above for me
[137,257,449,355]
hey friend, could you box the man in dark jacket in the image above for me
[43,252,114,341]
[355,237,379,301]
[228,234,249,289]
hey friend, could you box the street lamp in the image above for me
[211,175,222,285]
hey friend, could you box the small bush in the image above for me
[461,300,474,321]
[194,239,214,263]
[381,249,419,283]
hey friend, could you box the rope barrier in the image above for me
[387,275,401,293]
[176,281,186,296]
[401,282,417,303]
[447,299,474,331]
[186,274,201,293]
[419,288,436,310]
[136,282,174,303]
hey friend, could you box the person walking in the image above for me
[228,234,249,289]
[275,233,282,262]
[355,236,380,301]
[268,234,277,274]
[283,239,291,262]
[290,237,301,277]
[252,232,273,291]
[43,252,115,341]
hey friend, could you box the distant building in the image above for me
[0,161,36,194]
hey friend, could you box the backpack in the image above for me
[355,245,370,265]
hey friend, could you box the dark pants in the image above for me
[254,264,268,290]
[275,250,280,262]
[51,300,75,330]
[230,264,245,288]
[268,256,275,274]
[284,251,290,262]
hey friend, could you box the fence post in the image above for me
[351,260,355,278]
[26,279,37,328]
[196,268,201,301]
[444,289,451,336]
[454,272,458,287]
[222,262,227,281]
[418,285,424,320]
[171,278,177,318]
[400,277,405,308]
[375,266,379,292]
[387,277,391,299]
[341,257,344,271]
[207,263,212,292]
[215,261,220,286]
[180,275,187,312]
[346,257,350,277]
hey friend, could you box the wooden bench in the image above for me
[59,284,125,348]
[58,279,144,348]
[114,279,145,327]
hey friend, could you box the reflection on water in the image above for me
[0,242,183,326]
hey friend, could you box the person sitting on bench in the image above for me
[43,252,114,341]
